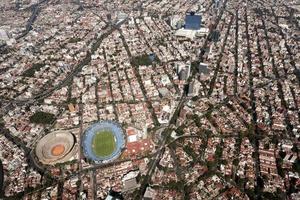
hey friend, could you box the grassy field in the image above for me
[92,131,116,157]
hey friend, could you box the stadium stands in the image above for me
[82,121,125,164]
[35,130,77,165]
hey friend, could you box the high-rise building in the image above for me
[187,80,200,97]
[175,62,191,80]
[170,15,181,29]
[116,12,128,24]
[214,0,220,8]
[179,69,188,81]
[259,148,278,177]
[198,63,209,75]
[210,30,220,42]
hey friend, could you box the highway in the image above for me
[134,1,230,198]
[135,94,185,199]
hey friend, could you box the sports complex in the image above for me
[81,121,125,164]
[35,130,77,165]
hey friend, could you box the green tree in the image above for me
[29,111,56,124]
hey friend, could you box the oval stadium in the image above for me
[82,121,125,164]
[35,130,77,165]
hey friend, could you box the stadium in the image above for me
[81,121,125,164]
[35,130,77,165]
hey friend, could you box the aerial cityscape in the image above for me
[0,0,299,199]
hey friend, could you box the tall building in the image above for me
[210,30,220,42]
[116,12,128,24]
[0,29,9,43]
[187,80,200,97]
[105,190,123,200]
[259,148,278,178]
[214,0,220,8]
[175,62,191,80]
[179,69,188,80]
[143,187,156,200]
[198,63,210,75]
[15,0,21,10]
[170,15,181,29]
[122,170,140,192]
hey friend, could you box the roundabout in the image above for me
[82,121,125,164]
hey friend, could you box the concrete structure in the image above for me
[116,12,128,24]
[35,130,77,165]
[174,12,206,40]
[170,15,184,29]
[175,29,197,40]
[198,62,210,75]
[210,30,220,42]
[259,148,278,177]
[0,29,9,42]
[105,190,123,200]
[187,80,200,97]
[175,27,209,39]
[196,27,209,37]
[175,62,191,80]
[122,170,140,192]
[143,187,156,200]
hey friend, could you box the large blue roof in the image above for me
[185,14,202,30]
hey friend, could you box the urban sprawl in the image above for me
[0,0,300,199]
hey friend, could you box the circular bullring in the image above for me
[35,130,76,165]
[51,145,65,156]
[82,121,125,164]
